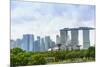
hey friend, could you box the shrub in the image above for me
[28,54,47,65]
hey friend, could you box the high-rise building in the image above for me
[29,35,34,51]
[16,39,22,48]
[40,38,45,51]
[60,27,95,50]
[79,27,94,49]
[51,41,56,48]
[37,36,41,51]
[60,28,69,50]
[34,40,39,52]
[70,29,79,49]
[83,30,90,49]
[10,39,16,49]
[60,28,69,46]
[56,35,60,44]
[45,36,51,51]
[22,34,34,52]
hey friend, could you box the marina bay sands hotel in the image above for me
[60,27,95,50]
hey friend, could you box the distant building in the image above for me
[60,28,69,46]
[70,29,79,50]
[56,35,60,44]
[34,40,39,52]
[83,30,90,49]
[79,27,94,49]
[10,39,22,49]
[40,38,45,51]
[45,36,51,51]
[60,28,69,50]
[16,39,22,48]
[11,27,95,52]
[37,36,41,51]
[22,34,34,52]
[59,27,95,50]
[51,41,56,48]
[10,39,16,49]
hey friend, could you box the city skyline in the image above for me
[10,26,95,50]
[10,33,56,52]
[11,1,95,46]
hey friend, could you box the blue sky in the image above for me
[11,0,95,45]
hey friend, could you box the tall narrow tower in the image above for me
[22,34,34,52]
[79,27,95,49]
[60,28,69,46]
[56,35,60,44]
[83,29,90,49]
[45,36,51,51]
[70,28,79,49]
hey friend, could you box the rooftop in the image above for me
[60,27,95,31]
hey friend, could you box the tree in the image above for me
[88,46,95,51]
[88,46,95,58]
[28,54,47,65]
[10,48,27,66]
[57,44,62,50]
[11,48,25,55]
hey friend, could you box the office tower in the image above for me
[45,36,51,51]
[29,35,34,51]
[60,28,69,50]
[37,36,41,51]
[22,34,34,52]
[34,36,41,52]
[70,29,79,49]
[83,29,90,49]
[59,27,95,50]
[51,41,56,48]
[10,39,16,49]
[56,35,60,44]
[15,39,22,49]
[40,38,45,51]
[79,27,95,49]
[60,28,69,46]
[34,40,39,52]
[49,39,53,48]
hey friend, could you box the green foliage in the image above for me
[10,47,95,66]
[52,51,66,61]
[88,46,95,51]
[28,54,47,65]
[10,52,30,66]
[88,47,95,58]
[10,48,25,55]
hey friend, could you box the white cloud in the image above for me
[11,1,95,45]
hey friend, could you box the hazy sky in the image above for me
[11,0,95,45]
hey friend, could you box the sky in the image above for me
[11,0,95,46]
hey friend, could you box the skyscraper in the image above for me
[83,30,90,49]
[10,39,16,49]
[40,38,45,51]
[70,29,79,49]
[37,36,41,51]
[34,40,39,52]
[45,36,51,51]
[29,35,34,51]
[79,27,94,49]
[60,27,95,50]
[22,34,34,51]
[60,28,69,50]
[51,41,56,49]
[60,28,69,46]
[16,39,22,48]
[56,35,60,44]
